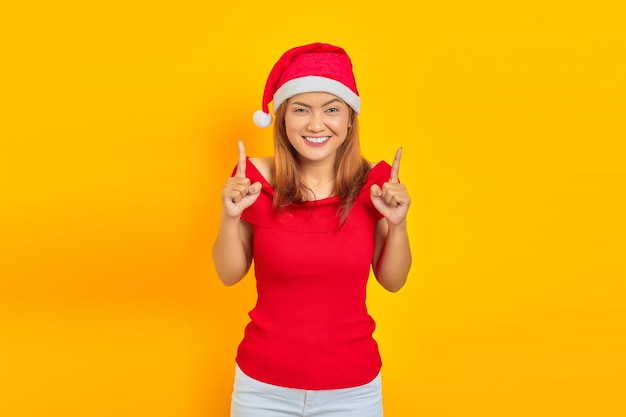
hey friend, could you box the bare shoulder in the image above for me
[249,156,274,182]
[370,159,393,168]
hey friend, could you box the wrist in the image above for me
[221,212,242,225]
[387,219,408,233]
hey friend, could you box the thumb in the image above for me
[370,184,382,200]
[240,181,262,210]
[249,181,262,195]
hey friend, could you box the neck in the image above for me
[297,160,336,201]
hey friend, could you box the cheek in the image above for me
[328,117,349,133]
[284,119,302,145]
[285,114,303,131]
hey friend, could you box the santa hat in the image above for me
[253,43,360,128]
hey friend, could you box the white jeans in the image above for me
[231,365,383,417]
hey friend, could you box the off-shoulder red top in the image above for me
[234,158,392,390]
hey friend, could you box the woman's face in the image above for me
[283,92,351,165]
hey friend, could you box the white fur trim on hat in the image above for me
[272,76,361,114]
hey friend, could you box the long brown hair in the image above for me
[271,102,371,224]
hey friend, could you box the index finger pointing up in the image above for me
[236,140,247,178]
[390,147,402,183]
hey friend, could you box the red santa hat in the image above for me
[253,43,361,128]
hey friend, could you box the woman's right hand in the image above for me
[221,140,262,219]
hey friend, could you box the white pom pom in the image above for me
[253,110,273,128]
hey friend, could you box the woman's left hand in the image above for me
[370,147,411,226]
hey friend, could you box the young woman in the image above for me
[213,43,412,417]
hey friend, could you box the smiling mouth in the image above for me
[304,136,330,144]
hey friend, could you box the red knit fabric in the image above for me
[234,158,392,390]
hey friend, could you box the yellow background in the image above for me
[1,0,625,416]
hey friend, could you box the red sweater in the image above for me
[235,158,391,390]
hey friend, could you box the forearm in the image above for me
[212,215,252,286]
[374,221,412,292]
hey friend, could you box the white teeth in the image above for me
[304,136,330,144]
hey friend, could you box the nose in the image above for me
[307,113,324,131]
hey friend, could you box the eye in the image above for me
[294,107,308,113]
[326,107,339,113]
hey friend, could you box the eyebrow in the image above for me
[290,98,343,108]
